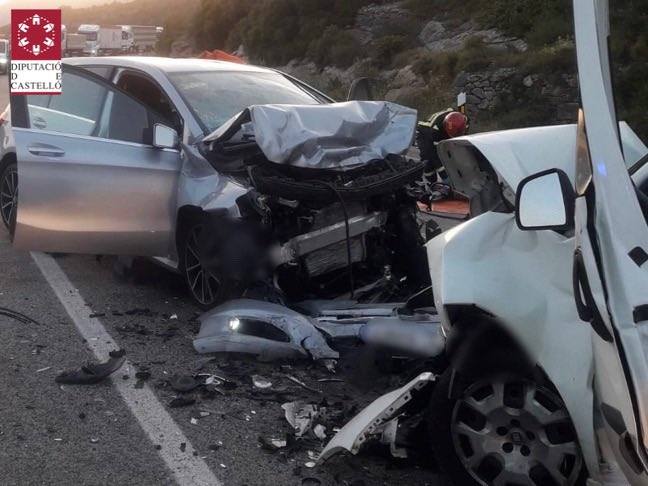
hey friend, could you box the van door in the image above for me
[573,0,648,481]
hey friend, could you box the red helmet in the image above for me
[443,111,468,138]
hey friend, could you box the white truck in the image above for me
[0,39,8,74]
[120,25,161,53]
[61,25,86,57]
[77,24,122,56]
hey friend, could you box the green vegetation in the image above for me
[60,0,200,29]
[610,0,648,140]
[183,0,373,66]
[56,0,648,138]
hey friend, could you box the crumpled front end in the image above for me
[195,101,430,301]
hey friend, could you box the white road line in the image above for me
[30,251,222,486]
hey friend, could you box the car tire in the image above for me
[426,369,584,486]
[178,222,234,310]
[0,161,18,235]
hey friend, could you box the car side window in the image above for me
[81,66,114,80]
[26,69,153,145]
[27,71,107,136]
[103,90,150,144]
[116,71,182,133]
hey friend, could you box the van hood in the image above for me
[437,122,647,214]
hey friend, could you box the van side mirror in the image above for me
[153,123,179,149]
[347,78,375,101]
[516,168,574,231]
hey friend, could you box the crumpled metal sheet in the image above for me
[204,101,417,171]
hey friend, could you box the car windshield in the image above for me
[169,70,322,134]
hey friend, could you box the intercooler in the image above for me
[303,236,365,276]
[273,203,387,277]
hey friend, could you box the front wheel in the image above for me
[179,223,233,309]
[1,161,18,234]
[427,369,584,486]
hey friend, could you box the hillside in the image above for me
[10,0,647,139]
[159,0,647,138]
[60,0,200,30]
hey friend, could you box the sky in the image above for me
[0,0,125,28]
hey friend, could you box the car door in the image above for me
[11,65,181,257]
[573,0,648,481]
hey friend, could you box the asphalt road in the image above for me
[0,74,449,485]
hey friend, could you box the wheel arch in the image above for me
[175,206,233,257]
[444,304,557,399]
[175,205,207,262]
[443,304,598,480]
[0,151,17,172]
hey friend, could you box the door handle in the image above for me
[27,145,65,157]
[573,249,613,342]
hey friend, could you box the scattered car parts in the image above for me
[55,350,126,385]
[193,299,339,366]
[318,372,435,462]
[282,401,321,438]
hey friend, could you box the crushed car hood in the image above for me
[203,101,417,171]
[438,122,647,195]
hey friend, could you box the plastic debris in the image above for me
[282,401,320,438]
[0,306,41,325]
[55,350,126,385]
[169,397,196,408]
[285,375,322,394]
[313,424,327,441]
[169,375,200,393]
[252,375,273,389]
[259,436,288,452]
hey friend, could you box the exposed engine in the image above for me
[200,101,431,301]
[231,156,429,300]
[196,160,429,301]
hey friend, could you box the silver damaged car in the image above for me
[8,58,430,307]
